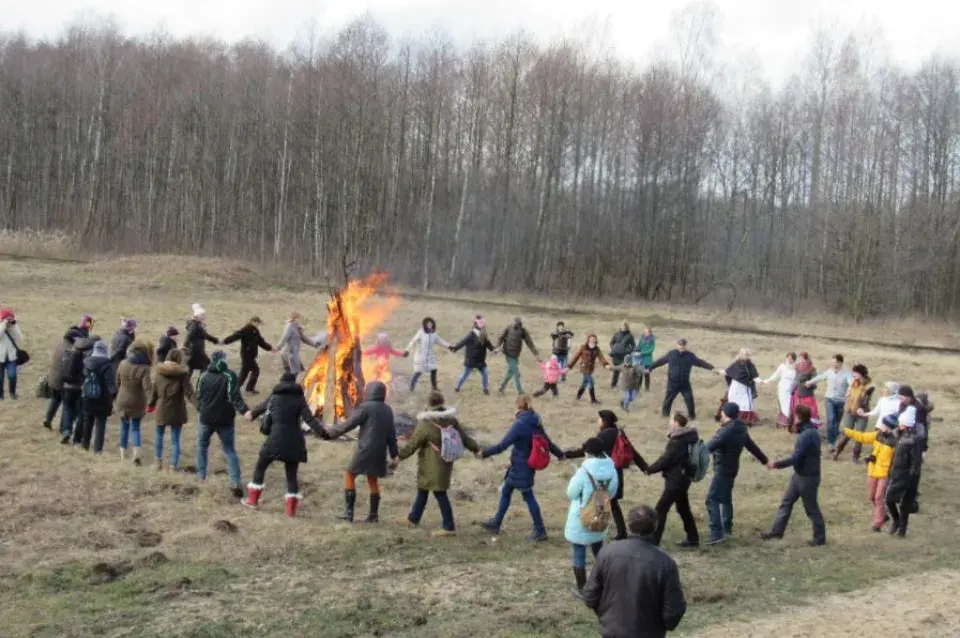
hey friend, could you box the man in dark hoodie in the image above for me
[110,318,137,365]
[195,350,249,498]
[761,404,826,546]
[222,316,275,394]
[325,381,398,524]
[704,402,768,544]
[496,316,540,395]
[44,315,93,430]
[550,321,574,382]
[647,338,715,420]
[608,321,636,388]
[80,340,118,453]
[645,413,700,548]
[59,334,98,445]
[156,326,179,365]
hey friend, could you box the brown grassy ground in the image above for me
[1,255,959,638]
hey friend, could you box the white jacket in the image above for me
[0,319,23,364]
[406,330,449,373]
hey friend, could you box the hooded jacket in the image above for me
[156,335,178,365]
[843,426,897,480]
[481,409,563,489]
[150,360,197,426]
[609,329,636,360]
[82,343,117,416]
[250,379,324,463]
[564,455,620,546]
[196,359,248,428]
[539,357,566,384]
[707,418,768,478]
[115,342,153,419]
[185,319,218,372]
[406,322,450,373]
[223,323,273,363]
[327,381,398,478]
[649,350,714,389]
[110,328,135,365]
[397,406,480,491]
[568,337,609,375]
[49,326,88,391]
[451,328,495,369]
[646,426,700,492]
[773,420,821,478]
[497,321,538,359]
[885,429,922,503]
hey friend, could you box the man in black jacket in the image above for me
[222,316,275,394]
[195,350,249,498]
[645,413,700,548]
[550,321,574,382]
[705,402,768,544]
[608,321,635,388]
[761,404,826,546]
[647,338,716,420]
[582,505,687,638]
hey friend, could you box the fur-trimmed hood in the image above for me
[668,425,699,442]
[417,406,457,421]
[155,361,189,378]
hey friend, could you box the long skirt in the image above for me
[789,391,821,431]
[776,381,794,428]
[727,379,758,424]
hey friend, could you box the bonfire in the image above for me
[302,272,399,423]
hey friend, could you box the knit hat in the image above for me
[884,381,899,394]
[598,410,618,426]
[122,318,138,332]
[280,372,297,383]
[377,332,389,345]
[881,414,898,429]
[0,308,13,321]
[852,364,868,378]
[898,385,915,399]
[192,303,206,317]
[166,326,180,337]
[211,350,228,364]
[92,341,109,357]
[721,402,740,419]
[677,338,688,346]
[80,314,94,328]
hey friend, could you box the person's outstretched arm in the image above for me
[661,561,688,631]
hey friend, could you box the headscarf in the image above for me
[795,353,814,375]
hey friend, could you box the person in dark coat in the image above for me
[185,304,220,375]
[647,338,716,420]
[243,373,326,517]
[451,317,496,395]
[761,404,826,546]
[645,413,700,548]
[156,326,179,366]
[326,381,398,524]
[44,318,92,430]
[496,316,540,395]
[222,316,275,394]
[705,402,768,544]
[80,340,118,453]
[565,410,647,540]
[608,321,636,388]
[885,403,922,537]
[550,321,574,382]
[581,505,687,638]
[60,335,98,445]
[109,318,137,365]
[195,350,248,498]
[479,395,564,541]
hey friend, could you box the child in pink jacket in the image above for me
[533,355,567,398]
[363,333,405,383]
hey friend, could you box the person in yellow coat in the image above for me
[843,415,898,531]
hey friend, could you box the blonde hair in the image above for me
[738,348,752,361]
[516,395,534,412]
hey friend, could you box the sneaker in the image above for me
[431,529,457,538]
[677,539,699,549]
[480,521,501,535]
[760,532,783,540]
[231,485,245,499]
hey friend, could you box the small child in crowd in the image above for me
[533,355,567,398]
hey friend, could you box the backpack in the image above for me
[528,432,552,470]
[429,421,465,463]
[686,439,710,482]
[611,428,635,469]
[579,469,613,532]
[60,346,85,385]
[82,366,104,400]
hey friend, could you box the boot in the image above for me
[572,566,587,598]
[153,459,163,472]
[133,448,142,467]
[242,484,264,509]
[589,388,600,405]
[285,493,301,518]
[889,517,900,535]
[576,388,584,401]
[337,490,356,522]
[360,494,380,523]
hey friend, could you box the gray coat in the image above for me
[278,320,316,374]
[327,382,398,478]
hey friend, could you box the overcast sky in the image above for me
[6,0,959,83]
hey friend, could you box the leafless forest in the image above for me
[1,11,959,319]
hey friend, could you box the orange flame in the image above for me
[302,273,400,421]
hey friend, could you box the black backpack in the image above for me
[60,346,85,385]
[82,366,104,400]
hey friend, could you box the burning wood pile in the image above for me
[302,271,399,424]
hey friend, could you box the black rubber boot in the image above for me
[572,566,587,599]
[361,493,380,523]
[337,489,356,522]
[576,387,585,401]
[589,388,601,405]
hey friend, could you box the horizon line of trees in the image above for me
[1,8,959,320]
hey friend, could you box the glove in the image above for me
[146,406,156,415]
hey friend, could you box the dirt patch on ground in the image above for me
[691,570,960,637]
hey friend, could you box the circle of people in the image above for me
[0,308,934,637]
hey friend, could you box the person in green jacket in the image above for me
[496,317,541,395]
[636,327,656,392]
[395,391,480,537]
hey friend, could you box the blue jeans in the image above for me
[156,424,183,467]
[119,417,142,450]
[456,366,489,392]
[555,354,568,381]
[578,374,595,392]
[825,398,845,446]
[706,474,736,541]
[571,542,603,568]
[499,357,524,394]
[60,389,83,438]
[623,388,638,409]
[0,361,17,398]
[197,423,242,485]
[408,489,455,531]
[490,483,545,535]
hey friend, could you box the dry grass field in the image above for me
[1,254,959,637]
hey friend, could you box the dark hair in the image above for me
[422,317,436,329]
[786,352,796,361]
[794,404,812,422]
[672,413,688,428]
[249,316,262,325]
[834,354,844,364]
[583,437,604,457]
[627,505,659,536]
[557,321,565,328]
[427,390,444,408]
